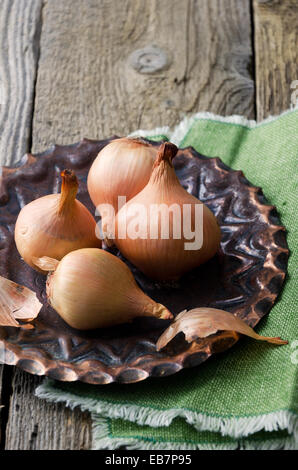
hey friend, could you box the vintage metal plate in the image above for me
[0,138,289,384]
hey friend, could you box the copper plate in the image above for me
[0,138,289,384]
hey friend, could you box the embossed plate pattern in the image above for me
[0,138,289,383]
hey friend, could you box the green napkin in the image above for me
[36,109,298,450]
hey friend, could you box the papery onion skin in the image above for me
[156,308,288,351]
[40,248,172,330]
[87,138,157,236]
[0,275,42,328]
[15,170,101,273]
[115,142,221,281]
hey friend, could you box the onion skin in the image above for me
[115,142,221,281]
[15,170,101,272]
[0,275,42,328]
[41,248,173,330]
[87,138,157,236]
[156,308,288,351]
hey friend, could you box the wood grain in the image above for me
[0,0,43,449]
[31,0,254,155]
[254,0,298,120]
[5,371,92,450]
[0,0,43,165]
[3,0,256,451]
[0,365,3,445]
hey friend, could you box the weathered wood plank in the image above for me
[4,0,254,450]
[0,0,92,451]
[31,0,254,156]
[0,0,43,165]
[0,0,43,450]
[253,0,298,120]
[0,364,4,446]
[5,371,91,450]
[0,367,2,401]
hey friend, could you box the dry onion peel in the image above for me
[156,307,288,351]
[0,275,42,328]
[32,256,59,272]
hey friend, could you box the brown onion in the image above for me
[15,169,101,272]
[87,138,157,240]
[34,249,173,330]
[115,142,221,280]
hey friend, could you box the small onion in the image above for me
[115,142,221,280]
[87,137,157,239]
[15,169,101,272]
[34,248,173,330]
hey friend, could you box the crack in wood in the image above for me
[0,366,13,449]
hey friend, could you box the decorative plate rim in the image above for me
[0,138,289,384]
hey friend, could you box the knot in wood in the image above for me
[129,45,169,74]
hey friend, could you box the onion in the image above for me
[87,138,157,240]
[115,142,221,280]
[15,169,101,272]
[34,248,173,330]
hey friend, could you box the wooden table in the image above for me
[0,0,297,450]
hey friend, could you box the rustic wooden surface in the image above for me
[0,0,43,166]
[253,0,298,120]
[0,0,297,450]
[31,0,254,155]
